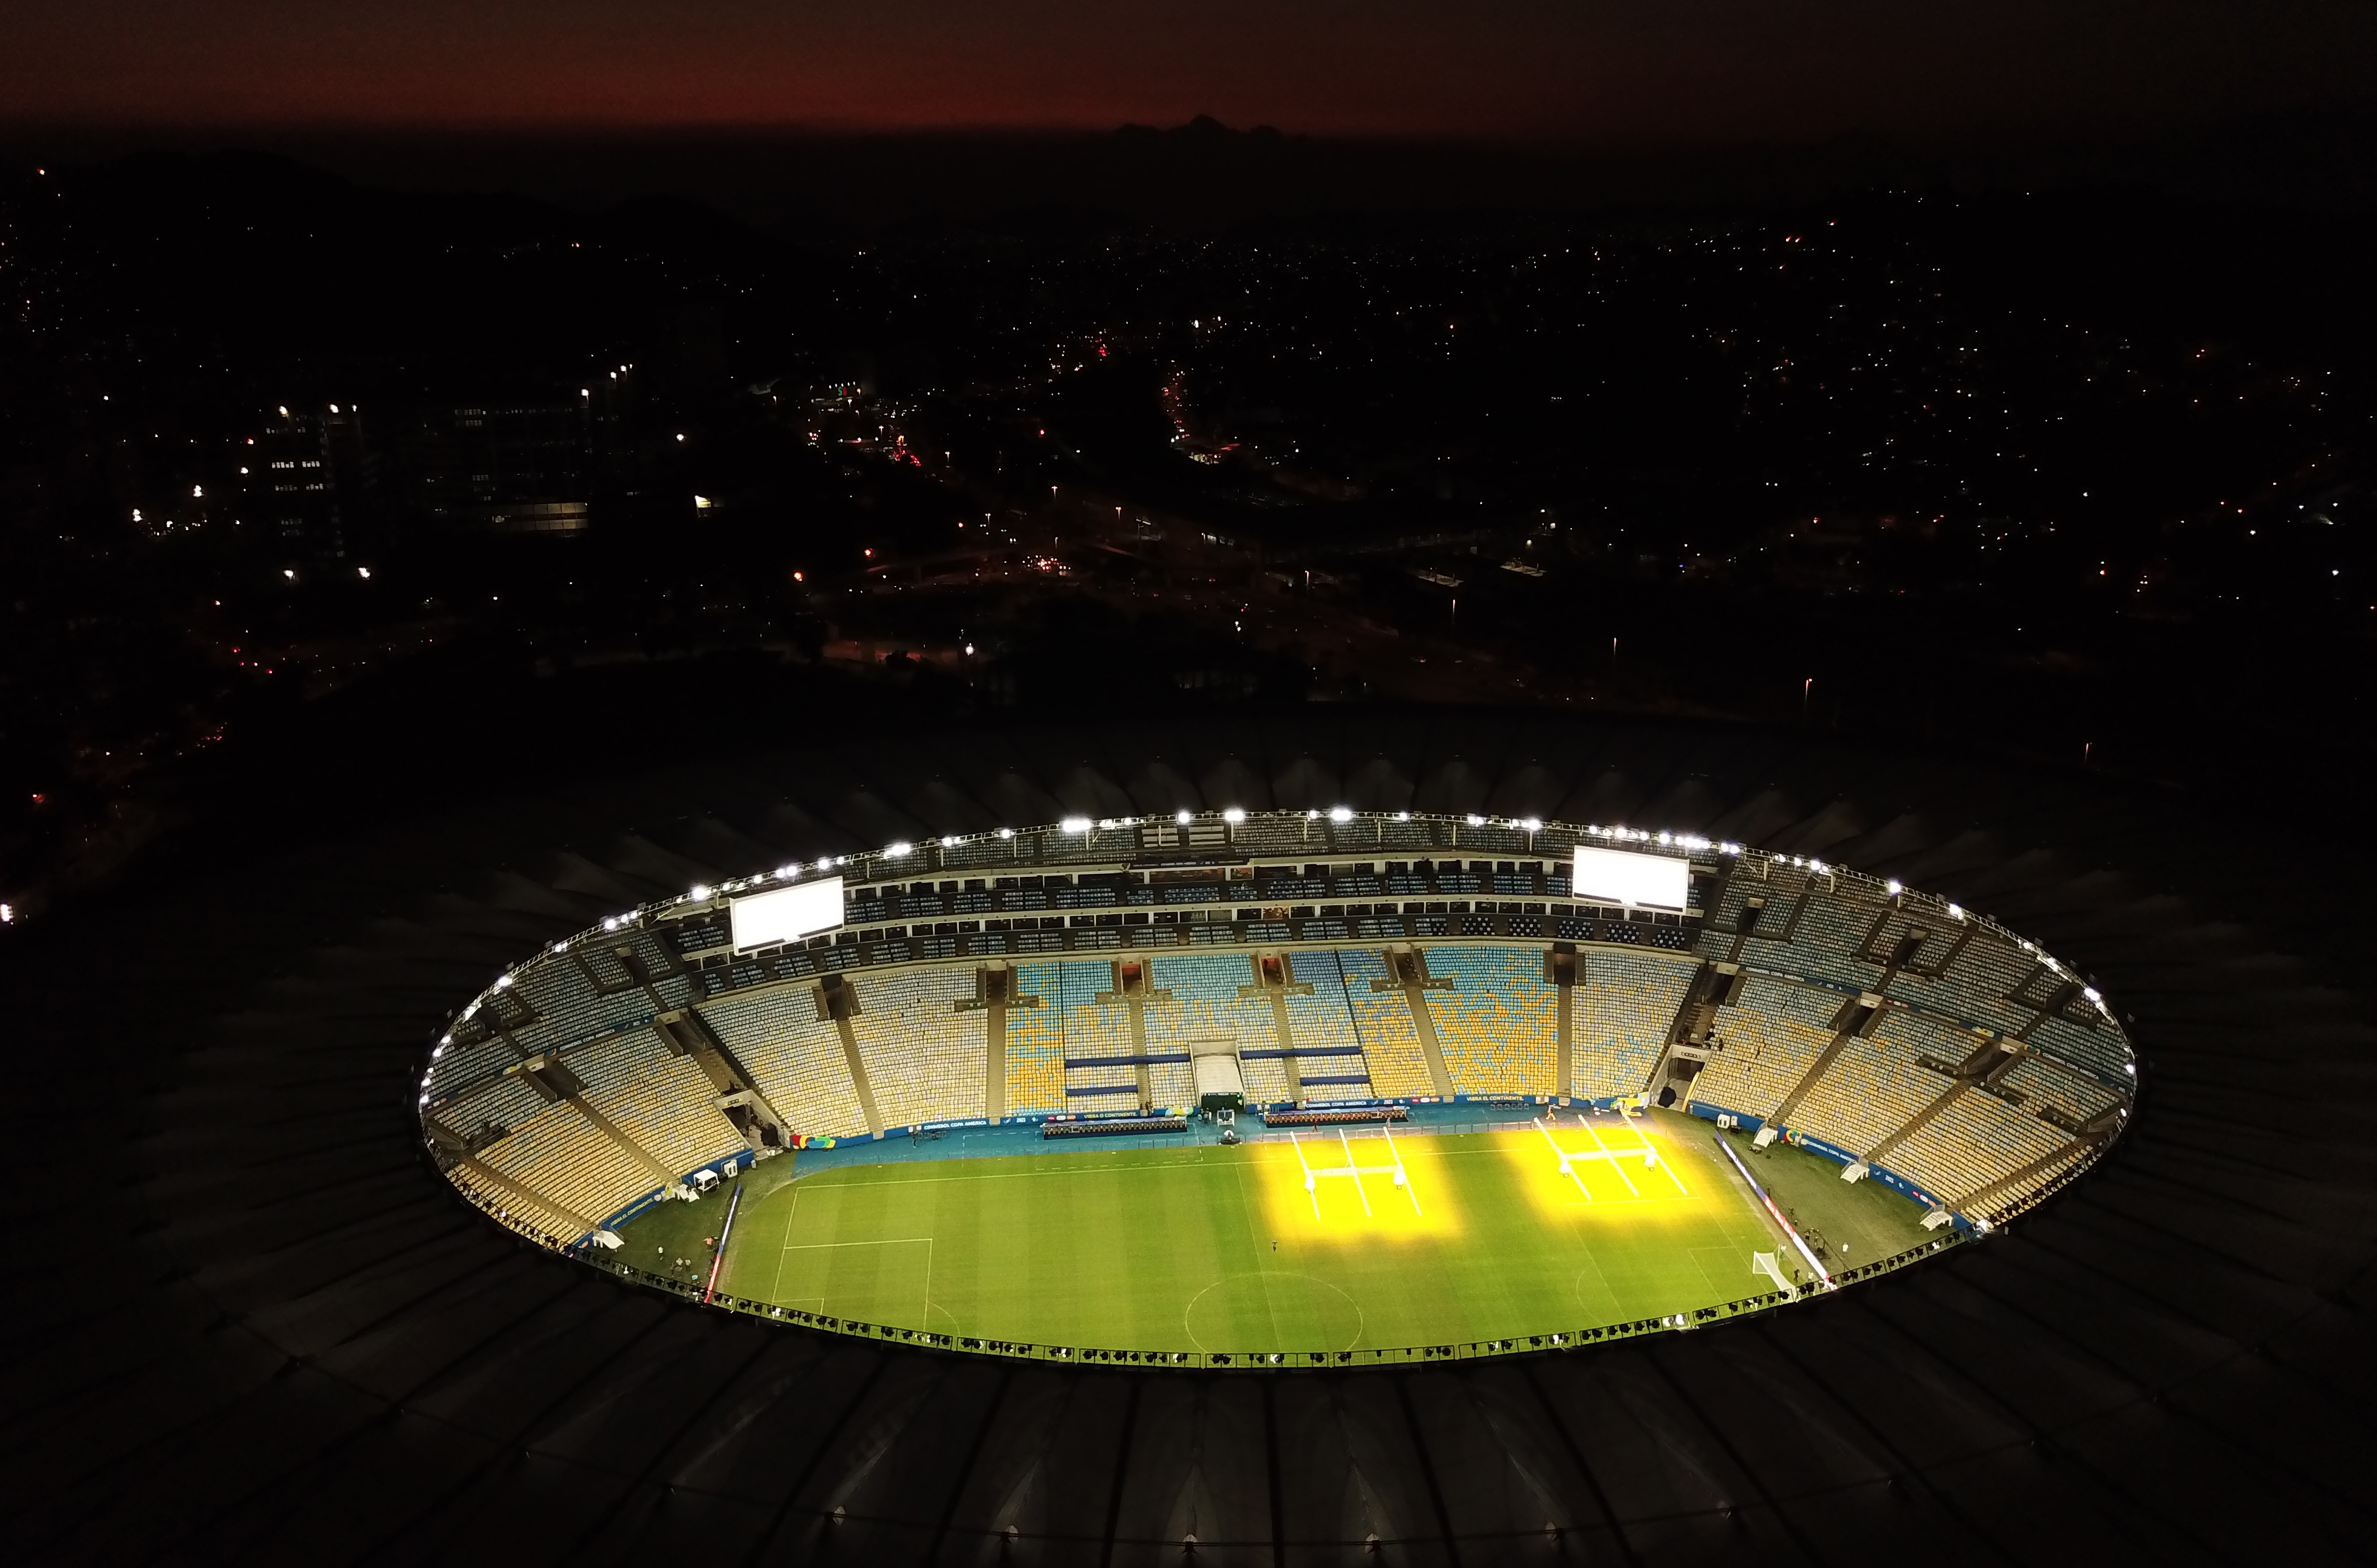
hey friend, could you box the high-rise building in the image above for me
[409,401,595,536]
[240,403,372,559]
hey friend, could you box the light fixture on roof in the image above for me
[1060,817,1092,834]
[1395,811,1411,822]
[1518,817,1543,832]
[494,974,513,989]
[1886,879,1904,896]
[1465,814,1487,827]
[940,835,960,847]
[885,842,913,859]
[1176,809,1193,825]
[440,1034,452,1046]
[1946,902,1965,919]
[690,884,712,900]
[1328,806,1354,823]
[777,863,801,879]
[602,916,618,930]
[2083,986,2101,1002]
[997,827,1014,839]
[1222,807,1246,824]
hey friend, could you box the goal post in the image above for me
[1533,1113,1691,1199]
[1289,1128,1424,1219]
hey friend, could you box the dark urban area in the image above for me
[5,132,2373,919]
[13,0,2377,1550]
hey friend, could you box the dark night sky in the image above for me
[9,0,2377,142]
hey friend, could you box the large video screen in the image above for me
[729,876,845,950]
[1571,846,1689,910]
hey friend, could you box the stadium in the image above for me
[422,811,2133,1367]
[6,709,2367,1564]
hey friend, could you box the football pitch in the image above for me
[693,1111,1921,1354]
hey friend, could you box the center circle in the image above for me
[1184,1272,1366,1353]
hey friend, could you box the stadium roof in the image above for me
[4,707,2368,1563]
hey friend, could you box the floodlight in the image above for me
[997,828,1015,839]
[689,884,712,901]
[1222,807,1246,823]
[494,974,513,989]
[1328,806,1353,822]
[1465,814,1486,826]
[776,863,800,879]
[1176,809,1193,824]
[1519,817,1543,832]
[1886,879,1904,895]
[1395,811,1411,821]
[1060,817,1092,834]
[940,835,960,847]
[885,842,913,858]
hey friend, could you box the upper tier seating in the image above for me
[452,899,2127,1232]
[1884,931,2039,1037]
[1888,1090,2078,1213]
[440,1069,548,1144]
[1571,949,1694,1099]
[1004,961,1068,1115]
[1785,1010,1956,1156]
[2000,1049,2124,1123]
[476,1100,654,1228]
[849,966,986,1128]
[569,1034,744,1176]
[700,986,869,1137]
[2025,1011,2130,1083]
[1690,975,1838,1119]
[1332,949,1436,1098]
[1144,953,1273,1055]
[1270,952,1386,1103]
[1420,946,1558,1096]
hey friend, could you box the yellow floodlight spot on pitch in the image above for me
[1253,1130,1462,1242]
[1499,1114,1706,1225]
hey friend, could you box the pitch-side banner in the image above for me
[729,876,845,950]
[1571,846,1688,910]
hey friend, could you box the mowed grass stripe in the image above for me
[703,1119,1822,1353]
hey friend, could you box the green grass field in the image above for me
[622,1113,1934,1355]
